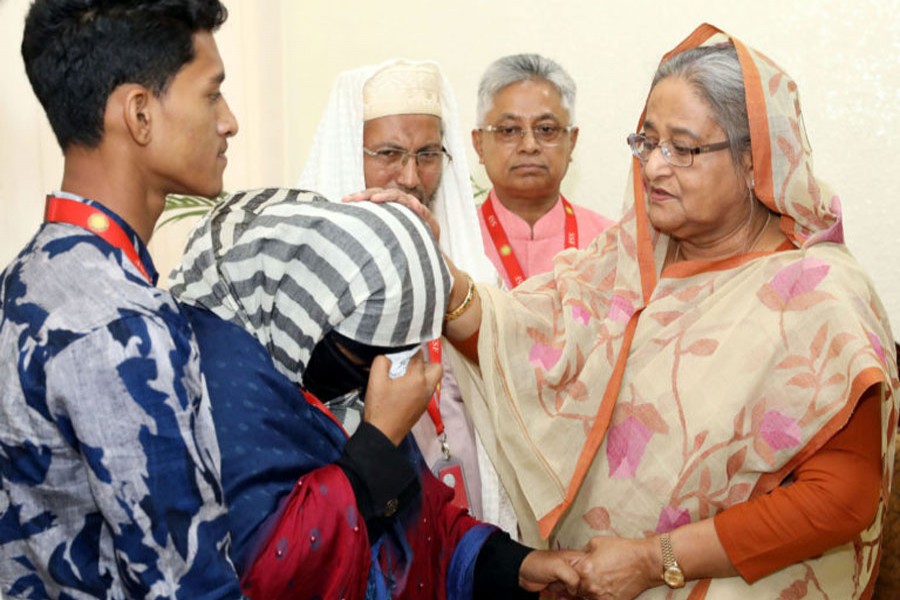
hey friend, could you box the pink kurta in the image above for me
[478,191,614,288]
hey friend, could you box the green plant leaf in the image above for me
[469,175,489,201]
[156,193,224,231]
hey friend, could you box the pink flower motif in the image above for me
[529,343,562,370]
[770,258,830,304]
[868,332,886,366]
[759,410,801,451]
[609,294,635,323]
[571,304,591,325]
[656,506,691,533]
[606,417,652,479]
[814,196,844,244]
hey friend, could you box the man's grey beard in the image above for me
[402,179,438,208]
[394,171,439,207]
[422,190,436,209]
[422,172,441,209]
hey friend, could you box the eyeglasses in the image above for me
[362,146,451,172]
[480,124,574,146]
[627,133,731,167]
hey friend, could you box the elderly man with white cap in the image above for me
[298,60,510,528]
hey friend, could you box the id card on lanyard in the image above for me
[425,339,471,511]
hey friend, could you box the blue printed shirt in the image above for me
[0,194,242,599]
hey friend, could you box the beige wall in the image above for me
[1,0,898,337]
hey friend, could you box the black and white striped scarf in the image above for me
[169,187,450,386]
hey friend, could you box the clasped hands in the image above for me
[520,535,660,600]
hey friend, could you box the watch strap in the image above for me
[660,533,686,589]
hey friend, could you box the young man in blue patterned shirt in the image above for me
[0,1,241,597]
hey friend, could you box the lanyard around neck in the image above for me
[304,389,350,438]
[44,195,152,284]
[481,193,578,287]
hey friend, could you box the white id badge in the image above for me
[433,455,470,511]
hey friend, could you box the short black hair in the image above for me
[21,0,228,150]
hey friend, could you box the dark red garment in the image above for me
[239,439,486,600]
[241,462,485,599]
[240,465,370,599]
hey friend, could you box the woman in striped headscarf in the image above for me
[169,187,580,599]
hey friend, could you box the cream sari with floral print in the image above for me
[449,24,898,598]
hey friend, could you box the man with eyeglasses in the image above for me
[298,61,501,528]
[473,54,614,289]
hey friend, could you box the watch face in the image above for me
[664,565,685,588]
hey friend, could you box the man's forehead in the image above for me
[363,113,443,143]
[487,80,569,122]
[175,31,224,81]
[491,110,563,123]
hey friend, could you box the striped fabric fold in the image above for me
[170,187,450,386]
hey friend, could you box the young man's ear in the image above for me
[120,85,154,145]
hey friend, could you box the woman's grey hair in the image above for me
[476,54,577,125]
[651,44,750,169]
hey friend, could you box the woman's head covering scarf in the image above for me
[449,24,897,597]
[296,58,497,284]
[169,187,451,386]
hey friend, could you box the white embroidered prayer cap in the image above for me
[362,61,442,121]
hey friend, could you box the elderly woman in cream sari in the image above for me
[364,24,897,599]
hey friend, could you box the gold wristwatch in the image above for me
[660,533,685,589]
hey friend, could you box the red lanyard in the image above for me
[44,195,152,284]
[304,390,350,438]
[425,339,443,436]
[481,192,578,287]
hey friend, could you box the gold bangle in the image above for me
[445,276,475,322]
